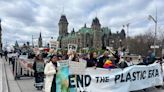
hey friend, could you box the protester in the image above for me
[87,52,97,67]
[0,49,3,58]
[138,55,142,63]
[8,52,13,65]
[126,57,133,66]
[68,51,79,62]
[44,55,59,92]
[97,51,110,68]
[110,50,120,64]
[118,57,128,68]
[4,50,8,61]
[137,56,149,65]
[33,54,45,90]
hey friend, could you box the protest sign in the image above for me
[49,40,59,51]
[56,60,69,92]
[69,61,86,74]
[68,44,77,52]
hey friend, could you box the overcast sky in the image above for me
[0,0,164,46]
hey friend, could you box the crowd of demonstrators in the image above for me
[3,46,163,92]
[33,53,45,90]
[137,51,157,66]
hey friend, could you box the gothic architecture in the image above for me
[57,15,126,50]
[38,32,42,48]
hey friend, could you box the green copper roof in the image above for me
[62,32,78,40]
[79,27,93,34]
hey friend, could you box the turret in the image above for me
[58,15,68,36]
[91,17,101,31]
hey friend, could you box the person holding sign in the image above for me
[44,55,59,92]
[33,54,45,90]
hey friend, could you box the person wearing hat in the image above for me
[44,55,59,92]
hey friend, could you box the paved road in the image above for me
[16,77,43,92]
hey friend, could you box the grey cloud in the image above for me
[0,0,163,45]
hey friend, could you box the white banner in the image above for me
[69,63,163,92]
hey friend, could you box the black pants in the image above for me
[51,75,56,92]
[9,58,12,65]
[34,73,44,83]
[0,53,2,58]
[5,56,7,61]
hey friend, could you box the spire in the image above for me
[92,17,100,26]
[91,17,101,30]
[71,28,75,34]
[15,40,19,48]
[62,6,65,15]
[59,15,68,24]
[72,28,75,32]
[38,32,42,47]
[84,23,87,28]
[39,32,42,39]
[121,25,126,35]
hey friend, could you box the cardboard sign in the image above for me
[49,40,59,51]
[69,61,86,74]
[68,44,77,52]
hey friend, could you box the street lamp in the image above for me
[148,14,157,55]
[126,23,130,52]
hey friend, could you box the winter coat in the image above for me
[87,58,97,67]
[44,61,57,92]
[118,61,128,68]
[97,56,109,68]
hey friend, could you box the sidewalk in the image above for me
[2,58,21,92]
[2,57,43,92]
[0,59,3,92]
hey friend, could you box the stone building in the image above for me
[57,14,126,50]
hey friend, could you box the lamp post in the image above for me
[148,14,157,55]
[126,23,130,52]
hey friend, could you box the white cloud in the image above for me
[0,0,163,46]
